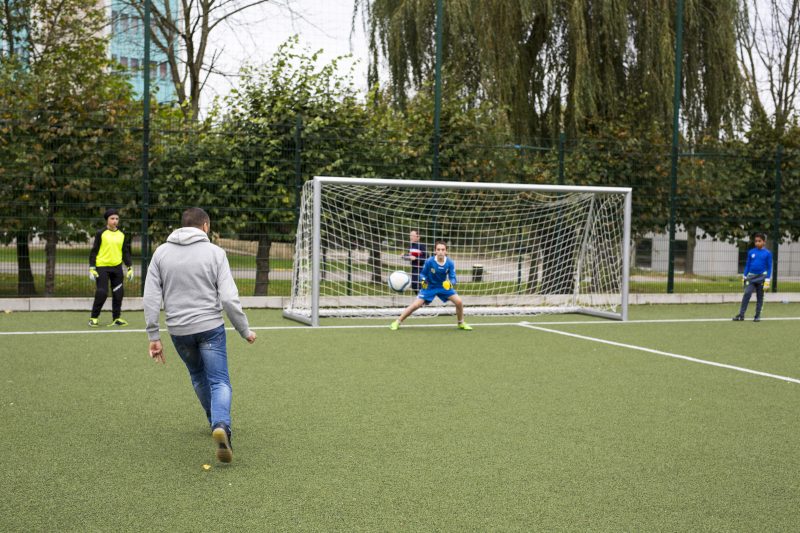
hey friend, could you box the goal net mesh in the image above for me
[284,179,628,322]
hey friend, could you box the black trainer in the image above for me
[732,315,744,321]
[212,423,233,463]
[753,316,761,322]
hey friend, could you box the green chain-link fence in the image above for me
[1,112,798,298]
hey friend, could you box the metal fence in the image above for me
[1,113,798,298]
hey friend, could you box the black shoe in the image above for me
[732,315,744,321]
[753,316,761,322]
[212,423,233,463]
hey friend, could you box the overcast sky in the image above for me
[202,0,371,112]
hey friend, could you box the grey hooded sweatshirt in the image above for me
[143,227,251,341]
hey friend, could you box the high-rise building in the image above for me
[0,3,30,62]
[107,0,177,103]
[2,0,176,104]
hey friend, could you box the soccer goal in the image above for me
[283,177,632,326]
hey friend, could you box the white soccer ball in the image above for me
[388,270,411,292]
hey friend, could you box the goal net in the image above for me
[283,177,631,326]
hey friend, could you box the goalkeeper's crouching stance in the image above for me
[390,240,472,331]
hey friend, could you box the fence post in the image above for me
[140,0,152,295]
[771,144,783,292]
[432,0,443,181]
[294,114,303,216]
[667,0,685,294]
[558,132,565,185]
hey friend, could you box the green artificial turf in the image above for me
[1,305,799,530]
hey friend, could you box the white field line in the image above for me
[519,322,800,385]
[1,316,799,336]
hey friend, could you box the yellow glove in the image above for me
[421,280,428,289]
[742,276,747,287]
[126,266,134,282]
[89,267,99,281]
[764,278,771,291]
[443,280,452,290]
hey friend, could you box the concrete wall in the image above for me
[645,229,800,278]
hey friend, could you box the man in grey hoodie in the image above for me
[144,207,257,464]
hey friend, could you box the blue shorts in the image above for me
[418,287,457,304]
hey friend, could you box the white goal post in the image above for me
[283,177,632,326]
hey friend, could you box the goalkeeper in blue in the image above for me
[390,240,472,330]
[733,232,773,322]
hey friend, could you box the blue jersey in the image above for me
[420,256,457,288]
[743,247,772,278]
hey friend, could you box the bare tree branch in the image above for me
[118,0,297,121]
[737,0,800,132]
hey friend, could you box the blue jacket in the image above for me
[743,247,772,278]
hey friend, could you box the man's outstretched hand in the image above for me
[149,340,165,364]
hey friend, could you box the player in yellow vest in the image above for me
[88,208,133,327]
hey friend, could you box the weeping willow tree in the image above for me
[358,0,744,141]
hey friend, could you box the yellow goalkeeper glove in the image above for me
[126,266,134,282]
[89,267,99,281]
[764,278,771,291]
[421,280,428,289]
[443,280,452,290]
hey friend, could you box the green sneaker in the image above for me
[389,320,400,330]
[108,318,128,327]
[88,318,99,328]
[458,322,473,331]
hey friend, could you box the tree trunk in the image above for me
[369,245,383,283]
[44,207,57,296]
[526,247,540,294]
[253,233,271,296]
[16,230,36,296]
[685,226,696,275]
[522,237,542,294]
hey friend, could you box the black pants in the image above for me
[91,265,124,319]
[411,262,423,291]
[738,274,766,318]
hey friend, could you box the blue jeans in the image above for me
[170,324,232,429]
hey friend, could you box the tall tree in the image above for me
[0,0,137,296]
[146,39,368,295]
[221,39,371,295]
[359,0,744,141]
